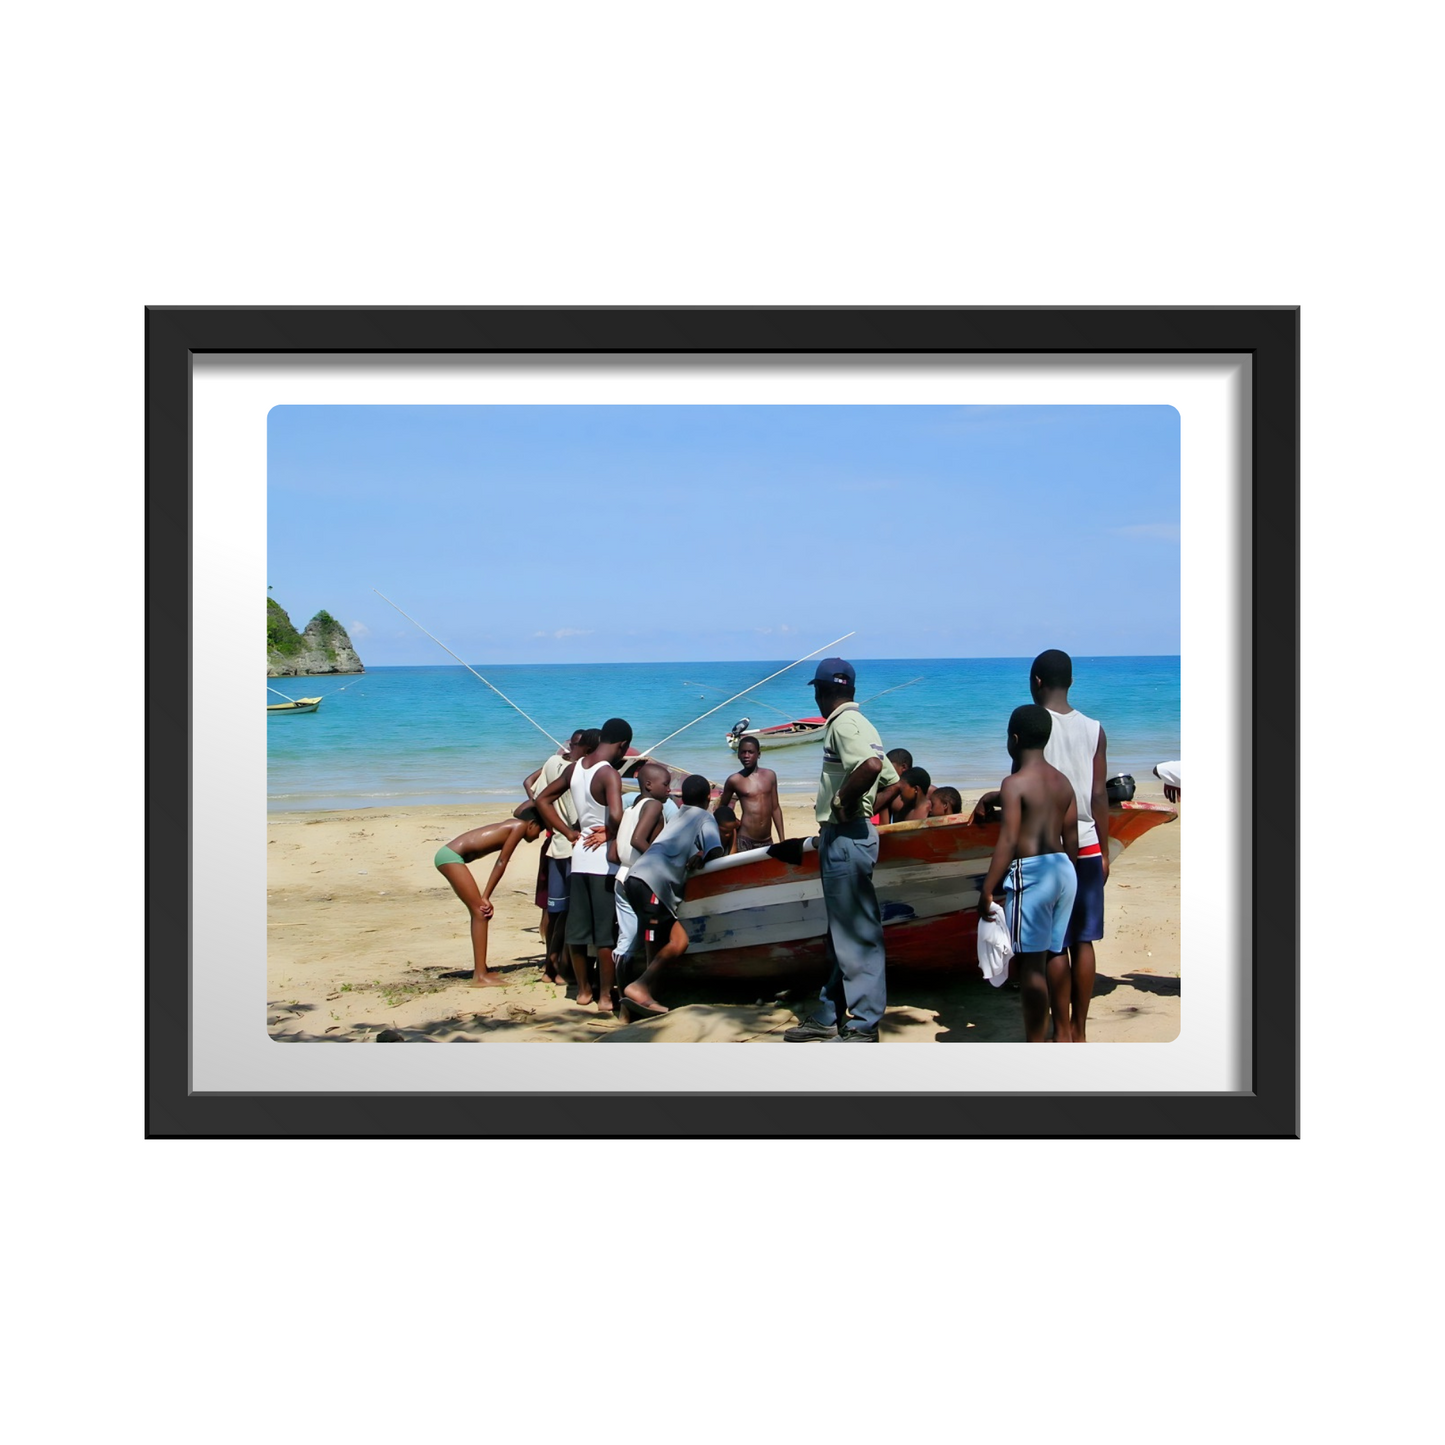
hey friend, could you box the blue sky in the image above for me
[267,404,1179,665]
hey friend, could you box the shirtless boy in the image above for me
[713,804,739,854]
[716,736,784,852]
[929,786,962,818]
[533,717,632,1013]
[872,766,933,824]
[621,774,726,1017]
[977,705,1080,1043]
[434,807,546,986]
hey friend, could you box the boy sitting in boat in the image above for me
[714,804,740,854]
[434,807,546,987]
[976,706,1080,1042]
[620,774,726,1017]
[715,735,784,852]
[929,785,963,818]
[872,766,933,824]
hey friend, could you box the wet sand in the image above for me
[267,781,1180,1043]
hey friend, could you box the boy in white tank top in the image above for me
[1030,649,1110,1043]
[532,717,633,1015]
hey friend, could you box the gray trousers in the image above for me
[812,820,886,1033]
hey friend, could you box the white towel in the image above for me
[976,903,1014,988]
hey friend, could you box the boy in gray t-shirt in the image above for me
[621,774,725,1017]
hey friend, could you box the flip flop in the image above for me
[621,993,670,1019]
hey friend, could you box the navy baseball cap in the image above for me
[808,657,856,687]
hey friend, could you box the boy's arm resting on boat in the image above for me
[972,790,1003,824]
[979,778,1022,914]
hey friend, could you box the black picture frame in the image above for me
[146,306,1299,1139]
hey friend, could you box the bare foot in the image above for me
[468,972,509,988]
[575,990,596,1009]
[622,985,669,1016]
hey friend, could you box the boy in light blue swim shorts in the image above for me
[977,705,1080,1042]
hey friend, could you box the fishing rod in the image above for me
[372,588,563,748]
[857,675,925,707]
[682,682,795,721]
[642,631,857,755]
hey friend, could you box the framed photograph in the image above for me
[147,307,1298,1138]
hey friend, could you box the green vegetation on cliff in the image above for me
[267,597,304,656]
[312,609,341,663]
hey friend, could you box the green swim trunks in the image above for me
[434,845,465,867]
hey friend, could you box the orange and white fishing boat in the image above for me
[669,801,1177,980]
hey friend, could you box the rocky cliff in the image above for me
[267,597,364,677]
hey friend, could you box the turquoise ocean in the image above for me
[266,657,1180,814]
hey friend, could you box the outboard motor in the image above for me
[1105,774,1136,805]
[730,717,751,739]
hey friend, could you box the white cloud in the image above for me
[348,620,371,638]
[533,627,595,639]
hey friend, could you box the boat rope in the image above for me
[682,682,795,721]
[642,631,856,755]
[267,685,305,701]
[372,588,563,747]
[857,675,925,706]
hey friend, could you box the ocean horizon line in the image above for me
[349,652,1184,671]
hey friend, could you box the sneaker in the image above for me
[833,1026,880,1042]
[783,1018,839,1042]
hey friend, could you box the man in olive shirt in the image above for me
[784,658,899,1043]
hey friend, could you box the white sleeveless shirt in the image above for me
[615,795,679,882]
[1043,707,1102,850]
[569,758,617,875]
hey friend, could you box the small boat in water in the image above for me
[670,801,1177,981]
[267,697,322,715]
[725,715,827,752]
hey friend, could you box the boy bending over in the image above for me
[620,774,725,1017]
[977,706,1079,1042]
[434,807,545,987]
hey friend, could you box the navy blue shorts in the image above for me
[546,857,572,914]
[1064,854,1105,946]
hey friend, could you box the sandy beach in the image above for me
[267,776,1180,1044]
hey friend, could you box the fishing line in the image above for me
[682,682,795,721]
[372,588,563,747]
[642,631,856,755]
[857,676,925,706]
